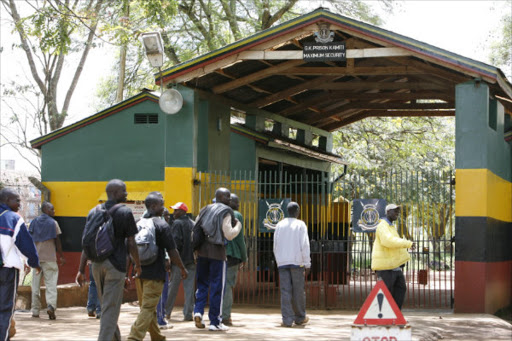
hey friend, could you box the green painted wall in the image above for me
[230,132,256,173]
[455,81,512,181]
[164,86,196,168]
[197,99,209,172]
[207,100,231,171]
[41,100,165,181]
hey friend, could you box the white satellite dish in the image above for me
[159,88,183,115]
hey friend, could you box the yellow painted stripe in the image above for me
[164,167,195,214]
[43,181,164,217]
[455,169,512,222]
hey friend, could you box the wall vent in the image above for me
[134,114,158,124]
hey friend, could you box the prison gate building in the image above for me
[31,8,512,314]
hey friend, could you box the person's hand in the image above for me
[133,264,142,278]
[305,267,311,277]
[239,262,246,270]
[180,267,189,280]
[59,256,66,266]
[410,243,416,251]
[193,251,198,264]
[23,264,31,275]
[164,259,171,272]
[75,271,85,287]
[124,276,131,292]
[35,266,42,275]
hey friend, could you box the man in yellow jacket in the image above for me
[371,204,415,309]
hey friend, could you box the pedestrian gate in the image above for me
[194,169,454,310]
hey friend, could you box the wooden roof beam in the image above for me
[280,66,425,76]
[250,76,337,108]
[316,81,448,91]
[212,60,303,94]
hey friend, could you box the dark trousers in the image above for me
[376,269,407,309]
[0,267,19,341]
[194,257,226,326]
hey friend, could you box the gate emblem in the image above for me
[352,199,387,233]
[358,203,380,231]
[263,200,285,230]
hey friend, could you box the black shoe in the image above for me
[47,305,56,320]
[87,310,95,317]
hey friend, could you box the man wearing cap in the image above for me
[165,202,196,322]
[371,204,415,310]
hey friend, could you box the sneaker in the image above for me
[47,305,56,320]
[183,316,193,321]
[223,318,233,326]
[281,323,292,328]
[194,313,205,329]
[87,310,95,317]
[158,324,173,330]
[96,313,101,319]
[295,316,309,325]
[209,323,229,331]
[165,314,171,320]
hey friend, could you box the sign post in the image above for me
[351,281,412,341]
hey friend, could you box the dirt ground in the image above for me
[10,303,512,341]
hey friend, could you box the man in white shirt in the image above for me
[273,201,311,327]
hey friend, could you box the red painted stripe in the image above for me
[455,260,512,313]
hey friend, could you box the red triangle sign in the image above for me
[353,280,407,325]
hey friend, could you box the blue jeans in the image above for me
[156,272,168,325]
[165,263,196,320]
[0,267,18,341]
[87,264,101,314]
[194,257,226,326]
[278,267,307,326]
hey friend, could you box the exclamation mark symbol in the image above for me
[377,293,384,318]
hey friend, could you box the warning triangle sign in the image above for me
[353,280,407,325]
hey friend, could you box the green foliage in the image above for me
[333,117,455,173]
[489,3,511,79]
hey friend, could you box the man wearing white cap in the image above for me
[165,202,196,322]
[371,204,415,310]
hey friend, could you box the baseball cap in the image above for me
[170,202,188,212]
[385,204,400,212]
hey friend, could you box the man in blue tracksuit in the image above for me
[0,188,40,341]
[192,188,241,331]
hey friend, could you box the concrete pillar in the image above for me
[454,81,512,313]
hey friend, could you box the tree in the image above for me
[489,0,511,80]
[94,0,392,109]
[1,0,105,173]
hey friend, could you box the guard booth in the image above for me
[31,8,511,313]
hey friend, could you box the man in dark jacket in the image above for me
[127,193,188,341]
[165,202,196,321]
[192,188,241,331]
[76,179,142,341]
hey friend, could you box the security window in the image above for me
[134,114,158,124]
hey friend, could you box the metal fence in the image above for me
[195,169,454,310]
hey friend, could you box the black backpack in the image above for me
[82,204,122,262]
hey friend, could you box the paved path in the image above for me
[11,304,512,340]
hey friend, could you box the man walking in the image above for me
[76,179,141,341]
[127,193,188,341]
[273,201,310,328]
[221,193,247,326]
[165,202,196,322]
[371,204,415,310]
[192,187,241,331]
[0,188,40,341]
[29,201,66,320]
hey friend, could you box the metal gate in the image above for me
[194,169,454,310]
